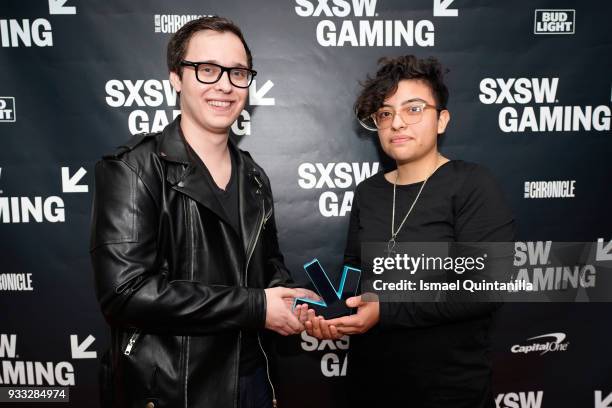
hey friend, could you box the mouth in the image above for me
[206,99,234,110]
[389,135,415,144]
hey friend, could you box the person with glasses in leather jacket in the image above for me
[90,16,317,408]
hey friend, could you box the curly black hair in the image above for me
[354,55,449,122]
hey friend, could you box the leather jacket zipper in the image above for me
[244,181,277,407]
[184,200,196,408]
[124,330,141,356]
[245,189,266,272]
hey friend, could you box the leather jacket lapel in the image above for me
[236,149,265,266]
[157,116,265,257]
[157,116,233,229]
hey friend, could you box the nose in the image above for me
[390,111,407,131]
[214,71,233,93]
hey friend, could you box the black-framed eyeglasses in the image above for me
[358,101,442,131]
[180,60,257,88]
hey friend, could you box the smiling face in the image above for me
[169,30,248,135]
[377,79,450,163]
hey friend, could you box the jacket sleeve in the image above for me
[90,158,266,334]
[374,166,515,329]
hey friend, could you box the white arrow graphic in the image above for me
[596,238,612,261]
[61,167,88,193]
[70,335,97,359]
[49,0,76,15]
[595,391,612,408]
[433,0,458,17]
[249,80,275,106]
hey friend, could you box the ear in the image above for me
[169,71,182,93]
[437,109,450,134]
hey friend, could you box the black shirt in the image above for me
[183,140,264,376]
[344,160,515,408]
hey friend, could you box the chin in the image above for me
[384,147,417,162]
[203,111,240,126]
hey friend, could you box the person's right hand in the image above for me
[264,287,305,336]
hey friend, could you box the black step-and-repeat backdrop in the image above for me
[1,1,611,407]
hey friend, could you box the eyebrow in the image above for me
[381,98,429,108]
[197,59,249,69]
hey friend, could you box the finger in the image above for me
[294,304,303,320]
[275,328,290,336]
[284,298,294,310]
[305,320,315,336]
[329,325,342,340]
[286,313,304,333]
[297,304,309,323]
[336,326,356,335]
[361,292,379,302]
[319,317,332,339]
[302,304,311,322]
[345,295,363,308]
[326,315,355,328]
[312,313,322,338]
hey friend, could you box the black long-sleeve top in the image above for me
[344,160,515,408]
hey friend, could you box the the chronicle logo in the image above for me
[534,9,575,35]
[0,97,16,122]
[511,332,569,355]
[479,77,610,133]
[523,180,576,199]
[154,14,214,34]
[294,0,458,47]
[0,274,33,291]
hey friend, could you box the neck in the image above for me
[395,150,442,185]
[180,114,230,165]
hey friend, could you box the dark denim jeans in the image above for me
[239,366,273,408]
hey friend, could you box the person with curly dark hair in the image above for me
[304,55,515,407]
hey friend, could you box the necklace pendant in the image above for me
[386,238,397,257]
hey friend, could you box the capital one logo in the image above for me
[510,332,569,355]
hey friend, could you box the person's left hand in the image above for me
[304,295,380,339]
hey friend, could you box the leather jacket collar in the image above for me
[156,116,266,256]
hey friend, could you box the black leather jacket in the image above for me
[90,117,292,408]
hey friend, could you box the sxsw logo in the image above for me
[534,9,575,34]
[0,97,16,122]
[496,391,543,408]
[0,1,76,48]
